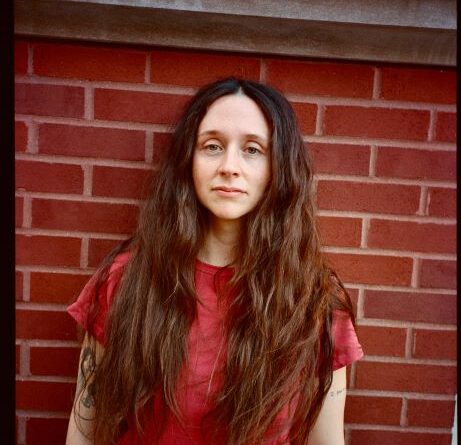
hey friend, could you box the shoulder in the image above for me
[325,270,364,369]
[102,250,133,306]
[67,250,133,344]
[108,250,132,275]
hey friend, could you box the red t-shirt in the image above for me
[67,252,363,444]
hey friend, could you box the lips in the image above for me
[212,186,246,197]
[213,186,245,193]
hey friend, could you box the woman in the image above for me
[65,77,363,445]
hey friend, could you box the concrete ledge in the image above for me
[15,0,456,66]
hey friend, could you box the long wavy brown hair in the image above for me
[75,77,355,444]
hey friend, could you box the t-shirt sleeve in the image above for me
[331,310,364,370]
[67,251,131,345]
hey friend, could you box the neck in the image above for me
[198,217,241,267]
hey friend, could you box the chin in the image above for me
[212,212,245,222]
[208,207,248,222]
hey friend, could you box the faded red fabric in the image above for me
[67,252,363,444]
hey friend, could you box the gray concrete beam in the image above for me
[15,0,456,66]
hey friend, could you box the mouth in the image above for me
[212,186,246,196]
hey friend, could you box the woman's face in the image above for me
[192,94,271,225]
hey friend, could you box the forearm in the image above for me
[65,334,103,445]
[65,411,94,445]
[306,368,347,445]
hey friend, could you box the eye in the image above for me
[245,146,262,155]
[204,143,222,152]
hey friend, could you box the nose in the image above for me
[217,147,240,176]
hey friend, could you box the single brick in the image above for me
[38,123,146,161]
[15,41,28,74]
[364,290,456,325]
[435,112,456,143]
[16,345,20,374]
[152,132,173,166]
[316,216,362,247]
[32,199,139,234]
[15,121,27,152]
[16,234,81,267]
[16,196,23,228]
[16,271,23,301]
[34,42,147,82]
[26,417,70,445]
[15,83,84,118]
[94,89,190,124]
[350,430,452,445]
[407,399,456,428]
[88,238,124,268]
[324,253,413,286]
[356,325,406,357]
[380,67,456,104]
[427,187,456,218]
[355,361,456,394]
[345,395,402,425]
[291,102,317,135]
[30,346,80,377]
[367,219,456,253]
[16,309,78,341]
[375,147,456,181]
[92,165,153,199]
[30,272,92,305]
[316,181,420,215]
[16,380,75,412]
[420,259,456,289]
[309,143,370,176]
[412,329,456,361]
[16,160,84,194]
[266,60,374,98]
[345,288,359,315]
[323,106,430,141]
[151,50,260,86]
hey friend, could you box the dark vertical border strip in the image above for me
[1,0,15,442]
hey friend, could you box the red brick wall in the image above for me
[15,39,457,445]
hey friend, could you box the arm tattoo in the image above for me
[328,387,346,397]
[79,346,97,408]
[82,382,96,408]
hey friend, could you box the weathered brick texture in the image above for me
[323,106,431,140]
[15,38,456,445]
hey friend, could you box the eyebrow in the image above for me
[197,130,269,144]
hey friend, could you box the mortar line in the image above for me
[411,258,421,288]
[80,238,89,269]
[369,145,377,177]
[315,104,325,136]
[427,110,437,141]
[84,87,94,120]
[405,327,413,359]
[417,186,428,215]
[22,195,32,228]
[22,270,31,302]
[372,67,382,99]
[400,397,408,426]
[145,130,154,163]
[360,218,370,248]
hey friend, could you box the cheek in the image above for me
[192,156,201,189]
[192,157,210,198]
[256,159,271,190]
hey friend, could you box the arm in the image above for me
[307,367,347,445]
[65,333,105,445]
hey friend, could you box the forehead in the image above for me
[198,94,270,139]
